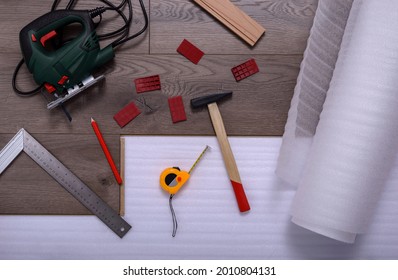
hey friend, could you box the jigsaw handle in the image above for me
[20,10,95,66]
[18,9,114,93]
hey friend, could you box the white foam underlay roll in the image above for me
[276,0,354,184]
[276,0,398,243]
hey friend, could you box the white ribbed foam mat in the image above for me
[0,136,397,259]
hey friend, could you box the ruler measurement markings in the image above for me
[19,129,130,238]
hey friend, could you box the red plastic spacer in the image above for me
[113,102,141,128]
[168,96,187,123]
[177,39,204,65]
[231,58,259,82]
[134,75,161,93]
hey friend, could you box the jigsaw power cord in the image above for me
[12,0,148,96]
[111,0,148,48]
[12,58,43,96]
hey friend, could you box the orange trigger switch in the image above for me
[40,30,57,47]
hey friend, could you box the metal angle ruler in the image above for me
[0,128,131,238]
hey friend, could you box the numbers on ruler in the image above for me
[20,131,130,237]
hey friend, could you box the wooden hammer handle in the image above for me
[207,102,250,212]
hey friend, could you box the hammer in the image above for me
[191,92,250,212]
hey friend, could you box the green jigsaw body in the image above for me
[19,9,114,94]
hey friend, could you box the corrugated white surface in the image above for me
[277,0,398,243]
[0,136,398,259]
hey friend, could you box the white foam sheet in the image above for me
[1,136,398,259]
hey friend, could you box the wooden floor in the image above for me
[0,0,317,214]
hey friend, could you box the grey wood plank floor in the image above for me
[0,0,317,214]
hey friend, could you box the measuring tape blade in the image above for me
[22,130,131,238]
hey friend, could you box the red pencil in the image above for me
[91,118,123,185]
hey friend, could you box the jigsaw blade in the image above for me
[47,75,105,110]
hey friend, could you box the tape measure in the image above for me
[160,167,190,195]
[0,129,131,238]
[159,145,209,237]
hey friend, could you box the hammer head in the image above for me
[190,92,232,109]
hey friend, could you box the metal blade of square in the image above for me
[0,129,131,238]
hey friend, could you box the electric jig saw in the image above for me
[14,0,148,119]
[19,9,112,108]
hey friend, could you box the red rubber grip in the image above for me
[230,180,250,212]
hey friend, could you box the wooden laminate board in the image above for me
[0,0,317,214]
[1,53,302,135]
[0,133,120,214]
[151,0,317,54]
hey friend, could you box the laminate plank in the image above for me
[151,0,318,54]
[0,133,120,214]
[0,53,301,136]
[194,0,266,46]
[0,0,314,215]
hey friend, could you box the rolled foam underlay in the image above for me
[277,0,398,243]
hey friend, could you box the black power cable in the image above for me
[12,59,43,97]
[112,0,148,48]
[97,0,131,41]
